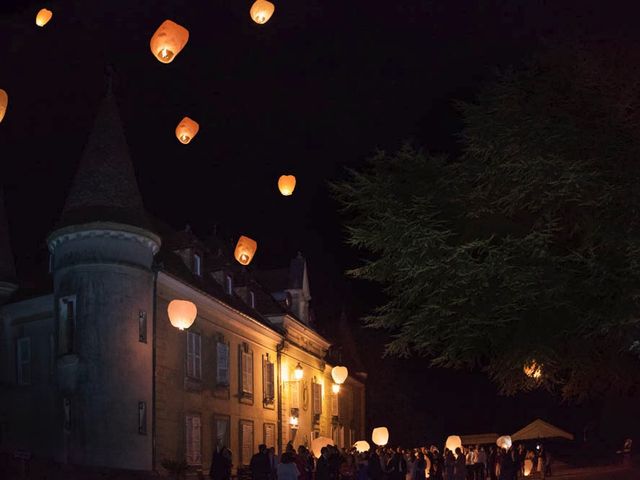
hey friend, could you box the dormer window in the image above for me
[193,253,202,276]
[225,275,233,295]
[249,290,256,308]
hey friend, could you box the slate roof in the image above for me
[255,252,307,293]
[57,89,152,231]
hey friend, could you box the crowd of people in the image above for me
[209,442,553,480]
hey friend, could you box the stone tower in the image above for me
[47,88,161,469]
[0,188,18,305]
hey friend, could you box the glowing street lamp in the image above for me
[332,383,340,394]
[294,362,303,380]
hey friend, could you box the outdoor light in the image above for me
[331,366,348,385]
[523,360,543,379]
[371,427,389,446]
[36,8,53,27]
[175,117,199,144]
[278,175,296,196]
[294,362,303,380]
[289,416,299,429]
[353,440,370,453]
[234,235,258,266]
[167,299,197,330]
[150,20,189,64]
[250,0,275,24]
[496,435,512,450]
[445,435,462,456]
[0,90,7,123]
[332,383,340,394]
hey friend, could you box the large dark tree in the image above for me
[334,46,640,399]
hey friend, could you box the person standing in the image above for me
[278,451,301,480]
[475,447,486,480]
[250,445,272,480]
[210,445,232,480]
[413,452,427,480]
[387,448,407,480]
[454,448,466,480]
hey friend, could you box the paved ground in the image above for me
[545,465,639,479]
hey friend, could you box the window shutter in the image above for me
[217,342,229,385]
[264,361,275,401]
[290,381,300,409]
[242,351,253,394]
[313,383,323,415]
[186,415,202,465]
[194,334,201,380]
[186,333,194,378]
[331,392,339,416]
[17,337,31,385]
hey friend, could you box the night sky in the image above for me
[2,0,640,446]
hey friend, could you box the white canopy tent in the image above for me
[511,419,574,442]
[459,433,499,446]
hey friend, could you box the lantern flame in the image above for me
[150,20,189,64]
[250,0,275,24]
[0,90,7,124]
[167,299,197,330]
[372,427,389,446]
[331,366,348,385]
[234,235,258,266]
[278,175,296,196]
[523,360,543,379]
[36,8,53,27]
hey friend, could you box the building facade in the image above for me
[0,90,366,474]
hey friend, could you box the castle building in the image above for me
[0,90,366,474]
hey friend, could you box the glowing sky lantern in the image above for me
[445,435,462,456]
[175,117,199,144]
[372,427,389,446]
[311,436,333,459]
[36,8,53,27]
[250,0,275,24]
[234,235,258,266]
[523,360,543,379]
[496,435,512,450]
[353,441,370,453]
[0,90,7,123]
[150,20,189,64]
[331,366,349,385]
[278,175,296,196]
[167,299,197,330]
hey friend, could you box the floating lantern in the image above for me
[496,435,512,450]
[523,459,533,477]
[0,90,7,123]
[353,441,370,453]
[294,362,303,381]
[234,235,258,266]
[278,175,296,196]
[167,299,197,330]
[372,427,389,446]
[445,435,462,456]
[311,436,334,459]
[331,366,348,385]
[175,117,199,144]
[250,0,275,24]
[523,360,543,379]
[36,8,53,27]
[332,383,340,394]
[150,20,189,64]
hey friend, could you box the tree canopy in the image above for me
[334,47,640,399]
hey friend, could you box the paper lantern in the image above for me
[523,360,543,379]
[372,427,389,446]
[150,20,189,64]
[234,235,258,266]
[167,299,197,330]
[496,435,512,450]
[332,383,340,394]
[331,366,349,385]
[250,0,275,24]
[175,117,199,144]
[36,8,53,27]
[523,459,533,476]
[311,436,334,459]
[278,175,296,196]
[0,90,7,123]
[294,362,303,380]
[353,441,370,453]
[445,435,462,455]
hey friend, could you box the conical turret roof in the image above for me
[0,189,16,283]
[58,88,151,230]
